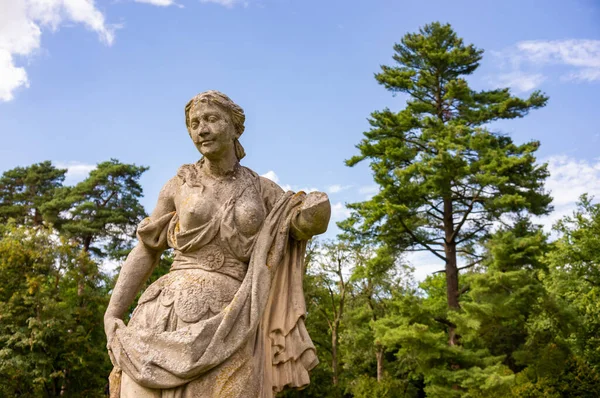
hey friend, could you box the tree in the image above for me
[342,245,421,397]
[0,223,112,397]
[45,159,148,259]
[344,22,551,345]
[540,195,600,393]
[343,244,404,377]
[0,158,150,396]
[308,240,354,390]
[280,239,338,398]
[0,161,66,226]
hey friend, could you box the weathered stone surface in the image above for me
[104,91,330,397]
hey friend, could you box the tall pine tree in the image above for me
[344,22,551,345]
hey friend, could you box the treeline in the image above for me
[0,160,151,396]
[1,22,600,397]
[287,202,600,397]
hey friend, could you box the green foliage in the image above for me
[0,223,111,397]
[550,194,600,284]
[45,158,148,258]
[0,161,66,226]
[512,356,600,397]
[350,374,414,398]
[544,196,600,372]
[0,158,147,396]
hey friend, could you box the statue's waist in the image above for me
[171,244,248,282]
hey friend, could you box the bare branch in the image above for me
[450,189,483,243]
[432,259,481,274]
[455,223,491,245]
[399,217,447,262]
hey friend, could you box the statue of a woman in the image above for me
[104,90,330,397]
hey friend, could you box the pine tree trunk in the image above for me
[445,242,460,311]
[443,197,460,346]
[376,345,384,382]
[445,245,460,346]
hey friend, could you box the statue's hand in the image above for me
[292,192,331,240]
[104,315,126,345]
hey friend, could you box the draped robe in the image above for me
[107,166,318,397]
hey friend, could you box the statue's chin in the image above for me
[197,145,235,162]
[196,146,214,158]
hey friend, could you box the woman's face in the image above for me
[188,100,238,159]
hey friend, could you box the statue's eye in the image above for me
[207,115,218,123]
[191,120,199,129]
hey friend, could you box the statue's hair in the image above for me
[185,90,246,160]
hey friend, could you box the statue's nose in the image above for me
[199,128,210,138]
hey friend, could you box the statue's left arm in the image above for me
[290,192,331,240]
[259,176,331,240]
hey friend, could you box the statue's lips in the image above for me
[200,140,214,146]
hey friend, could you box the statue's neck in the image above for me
[201,153,239,179]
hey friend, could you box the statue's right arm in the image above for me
[104,177,177,340]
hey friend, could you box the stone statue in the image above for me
[104,90,331,397]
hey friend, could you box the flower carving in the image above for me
[197,244,225,271]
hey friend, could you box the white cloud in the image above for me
[327,184,352,194]
[199,0,240,7]
[406,251,444,282]
[517,39,600,69]
[260,170,318,193]
[101,258,120,274]
[331,201,351,222]
[0,0,116,102]
[358,184,379,199]
[565,68,600,83]
[535,155,600,231]
[545,155,600,206]
[260,170,279,183]
[297,186,319,193]
[489,71,546,93]
[56,161,96,185]
[0,50,28,101]
[134,0,176,5]
[491,39,600,91]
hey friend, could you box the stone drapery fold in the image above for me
[108,190,317,396]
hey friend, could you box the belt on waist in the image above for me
[170,244,248,281]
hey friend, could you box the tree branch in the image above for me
[312,297,334,331]
[434,317,456,329]
[399,217,447,262]
[455,223,491,245]
[449,189,483,243]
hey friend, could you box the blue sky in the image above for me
[1,0,599,278]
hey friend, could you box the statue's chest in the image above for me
[176,182,266,236]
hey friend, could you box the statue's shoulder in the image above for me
[175,162,201,187]
[258,175,283,194]
[237,166,285,211]
[257,174,285,212]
